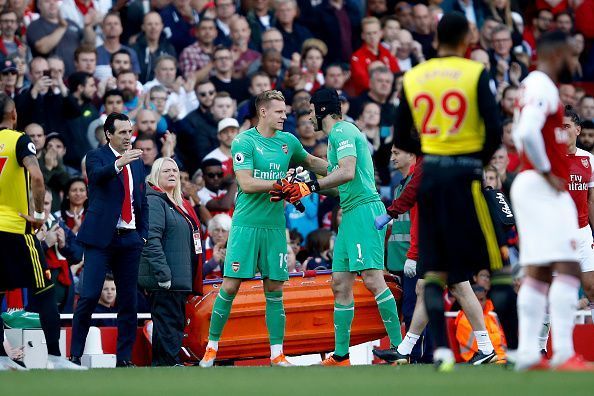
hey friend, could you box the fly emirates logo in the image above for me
[253,163,286,180]
[569,174,588,191]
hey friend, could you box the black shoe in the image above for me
[69,356,81,366]
[468,350,497,365]
[116,360,136,368]
[372,347,410,364]
[540,349,549,359]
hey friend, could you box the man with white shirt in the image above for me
[204,117,239,177]
[198,158,237,217]
[143,55,198,120]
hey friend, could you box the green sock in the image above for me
[375,288,402,346]
[265,291,285,346]
[208,289,235,341]
[334,301,354,357]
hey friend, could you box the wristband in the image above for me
[33,211,45,220]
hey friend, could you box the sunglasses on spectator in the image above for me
[1,70,17,76]
[206,172,224,178]
[199,90,215,97]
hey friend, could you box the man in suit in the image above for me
[70,112,149,367]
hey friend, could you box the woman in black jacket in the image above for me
[139,157,202,366]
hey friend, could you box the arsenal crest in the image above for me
[582,158,590,168]
[282,144,288,154]
[232,262,240,272]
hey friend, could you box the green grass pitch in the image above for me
[1,365,593,396]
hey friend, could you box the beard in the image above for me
[577,139,594,152]
[558,62,574,84]
[122,89,136,103]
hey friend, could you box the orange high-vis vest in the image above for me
[454,299,507,362]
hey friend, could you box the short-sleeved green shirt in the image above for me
[231,127,308,228]
[327,121,380,212]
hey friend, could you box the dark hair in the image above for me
[554,11,573,22]
[0,92,14,117]
[103,112,130,138]
[60,177,88,219]
[502,117,514,127]
[109,48,131,65]
[564,104,581,126]
[502,84,518,99]
[536,8,553,19]
[296,109,311,119]
[105,273,114,282]
[437,12,469,48]
[68,72,92,92]
[201,158,223,171]
[250,71,270,84]
[536,30,569,56]
[305,229,332,257]
[579,95,594,106]
[289,228,303,244]
[324,63,346,75]
[103,89,124,105]
[213,45,230,58]
[582,120,594,130]
[197,17,216,28]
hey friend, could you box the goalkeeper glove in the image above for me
[281,180,320,203]
[374,213,392,230]
[269,177,292,202]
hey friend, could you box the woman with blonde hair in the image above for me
[486,0,522,46]
[139,157,202,366]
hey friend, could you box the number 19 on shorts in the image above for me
[279,253,288,268]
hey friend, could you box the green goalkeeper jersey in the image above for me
[231,127,308,228]
[327,121,381,212]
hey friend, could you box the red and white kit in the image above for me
[567,148,594,272]
[510,71,579,266]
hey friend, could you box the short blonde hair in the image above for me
[148,157,184,208]
[361,16,381,30]
[255,89,285,111]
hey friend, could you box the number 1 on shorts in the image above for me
[356,243,362,259]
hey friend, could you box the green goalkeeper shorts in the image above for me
[333,201,386,273]
[224,225,289,281]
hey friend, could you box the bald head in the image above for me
[136,109,158,136]
[413,4,431,34]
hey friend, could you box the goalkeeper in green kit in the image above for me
[273,88,403,366]
[200,90,329,367]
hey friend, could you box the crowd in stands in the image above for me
[2,0,594,337]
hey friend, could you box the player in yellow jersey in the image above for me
[0,94,84,370]
[393,13,503,370]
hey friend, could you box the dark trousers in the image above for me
[71,231,143,360]
[402,275,433,363]
[149,290,187,366]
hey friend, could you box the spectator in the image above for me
[501,118,519,172]
[134,135,159,176]
[37,188,83,312]
[394,29,424,72]
[179,17,217,80]
[139,157,201,366]
[64,71,98,170]
[130,11,176,84]
[484,0,522,47]
[259,48,285,89]
[309,0,361,64]
[0,9,26,65]
[302,228,333,270]
[203,213,232,279]
[578,120,594,153]
[73,44,97,75]
[441,0,487,28]
[478,16,500,51]
[470,48,497,94]
[198,157,238,217]
[175,80,218,174]
[483,165,502,190]
[15,57,80,135]
[146,85,173,134]
[237,71,271,123]
[210,46,249,103]
[25,122,46,156]
[230,15,260,79]
[356,101,383,155]
[95,12,141,80]
[499,84,518,119]
[180,168,213,225]
[367,0,389,19]
[26,0,95,76]
[323,63,348,97]
[204,117,239,177]
[0,59,20,98]
[86,89,124,148]
[295,110,317,153]
[91,274,117,327]
[490,145,515,198]
[473,269,492,291]
[300,40,326,93]
[145,55,198,121]
[59,177,88,235]
[59,0,106,33]
[350,16,399,97]
[393,1,414,30]
[246,28,291,76]
[286,191,320,243]
[246,0,276,50]
[559,83,576,107]
[274,0,312,59]
[159,0,200,55]
[116,69,142,114]
[39,132,75,211]
[489,24,528,85]
[412,4,436,59]
[578,95,594,122]
[213,0,237,47]
[554,11,573,34]
[523,8,553,56]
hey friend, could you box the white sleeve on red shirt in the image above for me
[513,71,558,173]
[198,188,214,205]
